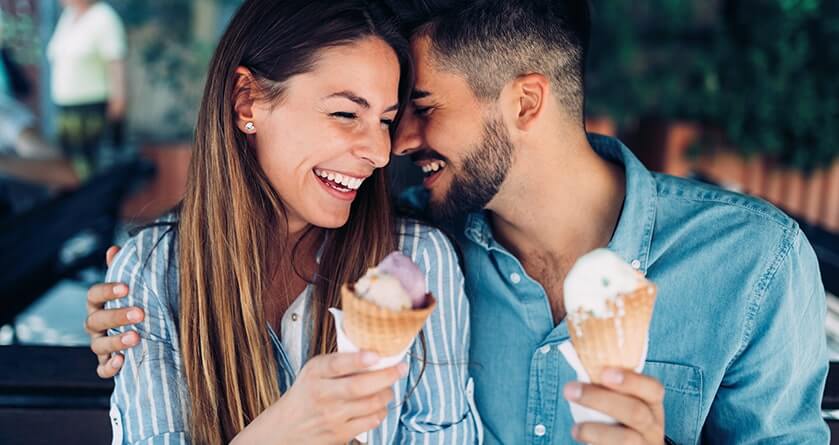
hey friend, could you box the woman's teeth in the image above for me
[421,160,446,175]
[314,168,364,191]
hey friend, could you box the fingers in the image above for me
[86,282,129,309]
[573,422,645,445]
[106,245,121,267]
[308,352,382,379]
[84,306,144,335]
[96,354,124,379]
[336,387,394,421]
[343,408,389,438]
[599,368,666,408]
[91,330,139,355]
[564,381,657,433]
[326,363,408,401]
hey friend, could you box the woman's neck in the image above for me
[264,227,324,332]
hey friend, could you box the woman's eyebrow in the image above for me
[323,90,398,112]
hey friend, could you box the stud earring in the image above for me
[245,122,255,132]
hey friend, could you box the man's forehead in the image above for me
[409,35,471,100]
[409,35,436,91]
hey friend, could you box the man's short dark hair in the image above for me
[416,0,591,119]
[379,0,466,35]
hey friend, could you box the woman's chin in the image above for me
[307,209,351,230]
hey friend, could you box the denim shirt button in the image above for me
[510,272,522,284]
[538,345,551,354]
[534,424,547,436]
[631,259,641,269]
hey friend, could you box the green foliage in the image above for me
[586,0,839,170]
[109,0,242,141]
[0,9,42,65]
[586,1,720,125]
[718,0,838,170]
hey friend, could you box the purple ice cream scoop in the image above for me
[377,251,428,308]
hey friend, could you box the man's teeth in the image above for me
[421,160,446,174]
[314,169,364,190]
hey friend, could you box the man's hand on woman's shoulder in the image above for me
[85,246,146,378]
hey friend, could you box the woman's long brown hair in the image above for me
[177,0,412,442]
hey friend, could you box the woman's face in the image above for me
[249,37,399,233]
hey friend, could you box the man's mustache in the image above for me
[410,149,448,164]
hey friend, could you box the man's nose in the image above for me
[393,109,422,157]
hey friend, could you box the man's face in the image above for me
[393,36,515,223]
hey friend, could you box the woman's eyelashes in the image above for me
[330,111,358,121]
[330,111,395,129]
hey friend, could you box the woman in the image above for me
[104,0,477,443]
[47,0,127,180]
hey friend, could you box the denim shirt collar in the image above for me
[463,134,657,275]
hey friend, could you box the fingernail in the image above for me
[127,310,142,322]
[602,368,624,385]
[110,357,122,368]
[114,284,128,295]
[397,363,409,377]
[571,424,580,439]
[361,352,380,366]
[564,382,582,401]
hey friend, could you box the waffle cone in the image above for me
[341,284,436,356]
[567,282,657,384]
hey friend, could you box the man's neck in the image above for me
[488,130,626,271]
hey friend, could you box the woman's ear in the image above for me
[233,67,258,134]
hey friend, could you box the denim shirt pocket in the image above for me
[644,361,703,444]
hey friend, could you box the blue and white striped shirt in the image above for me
[106,217,480,444]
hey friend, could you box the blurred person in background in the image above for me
[47,0,127,182]
[0,0,129,201]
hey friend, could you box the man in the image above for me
[85,1,828,443]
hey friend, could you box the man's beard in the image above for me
[430,115,514,224]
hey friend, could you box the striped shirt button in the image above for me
[291,313,299,322]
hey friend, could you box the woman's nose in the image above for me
[354,127,391,168]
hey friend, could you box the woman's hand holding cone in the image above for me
[232,351,409,445]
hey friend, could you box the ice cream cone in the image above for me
[341,284,436,356]
[566,282,657,384]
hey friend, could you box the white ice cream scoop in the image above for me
[354,268,413,311]
[563,248,642,318]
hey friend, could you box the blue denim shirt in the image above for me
[403,134,829,444]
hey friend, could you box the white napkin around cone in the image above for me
[329,308,412,443]
[558,339,648,426]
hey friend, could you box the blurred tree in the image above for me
[0,7,41,66]
[109,0,242,142]
[719,0,839,171]
[587,0,839,171]
[586,0,720,126]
